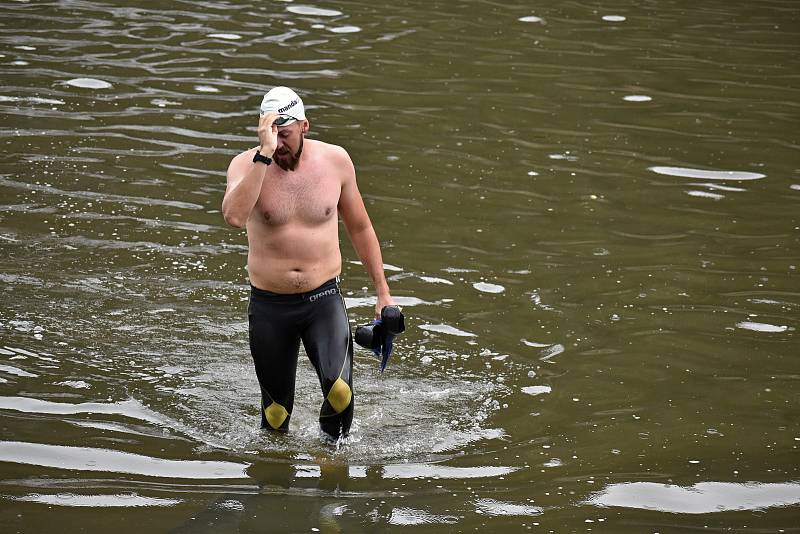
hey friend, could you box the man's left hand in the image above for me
[375,295,396,319]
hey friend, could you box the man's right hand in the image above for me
[257,112,279,156]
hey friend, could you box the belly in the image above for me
[245,221,342,293]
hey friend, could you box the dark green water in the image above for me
[1,1,798,532]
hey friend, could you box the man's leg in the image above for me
[302,290,353,440]
[248,292,301,431]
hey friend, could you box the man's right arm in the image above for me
[221,112,279,228]
[222,151,268,228]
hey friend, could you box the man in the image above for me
[222,86,395,441]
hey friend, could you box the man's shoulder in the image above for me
[227,146,258,173]
[307,138,349,159]
[232,146,258,162]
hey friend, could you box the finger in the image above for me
[259,112,279,127]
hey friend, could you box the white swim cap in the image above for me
[259,86,306,126]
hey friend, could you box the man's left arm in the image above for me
[336,147,395,318]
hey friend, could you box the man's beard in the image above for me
[274,136,303,171]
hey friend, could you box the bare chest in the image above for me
[256,171,340,226]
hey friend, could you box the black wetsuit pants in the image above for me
[248,277,353,440]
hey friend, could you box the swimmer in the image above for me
[222,86,396,441]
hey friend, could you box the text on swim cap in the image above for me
[278,99,298,114]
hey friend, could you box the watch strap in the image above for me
[253,150,272,165]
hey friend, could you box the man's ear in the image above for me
[301,120,310,134]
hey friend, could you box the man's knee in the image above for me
[264,400,290,430]
[326,377,352,414]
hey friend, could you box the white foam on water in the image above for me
[329,25,361,33]
[521,339,551,348]
[689,182,746,192]
[294,464,322,478]
[0,441,250,479]
[473,282,505,294]
[474,498,543,516]
[602,15,626,22]
[208,33,241,40]
[64,78,112,89]
[0,396,165,425]
[790,184,800,191]
[9,493,181,508]
[522,385,552,396]
[0,95,65,105]
[0,364,38,378]
[419,275,454,285]
[540,343,565,361]
[623,95,651,102]
[587,481,800,513]
[151,98,181,107]
[686,190,725,200]
[419,323,477,337]
[383,463,517,479]
[55,380,91,389]
[287,5,342,17]
[344,295,429,309]
[389,508,458,525]
[519,16,543,23]
[650,166,766,180]
[736,321,789,333]
[194,85,220,93]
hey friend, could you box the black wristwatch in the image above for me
[253,150,272,165]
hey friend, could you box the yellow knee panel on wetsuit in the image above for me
[264,401,289,429]
[326,377,352,414]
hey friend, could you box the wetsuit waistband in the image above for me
[250,277,340,303]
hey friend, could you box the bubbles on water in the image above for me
[473,282,505,294]
[602,15,627,22]
[215,499,245,511]
[287,5,343,17]
[63,78,112,89]
[623,95,651,102]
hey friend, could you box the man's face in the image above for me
[273,121,305,171]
